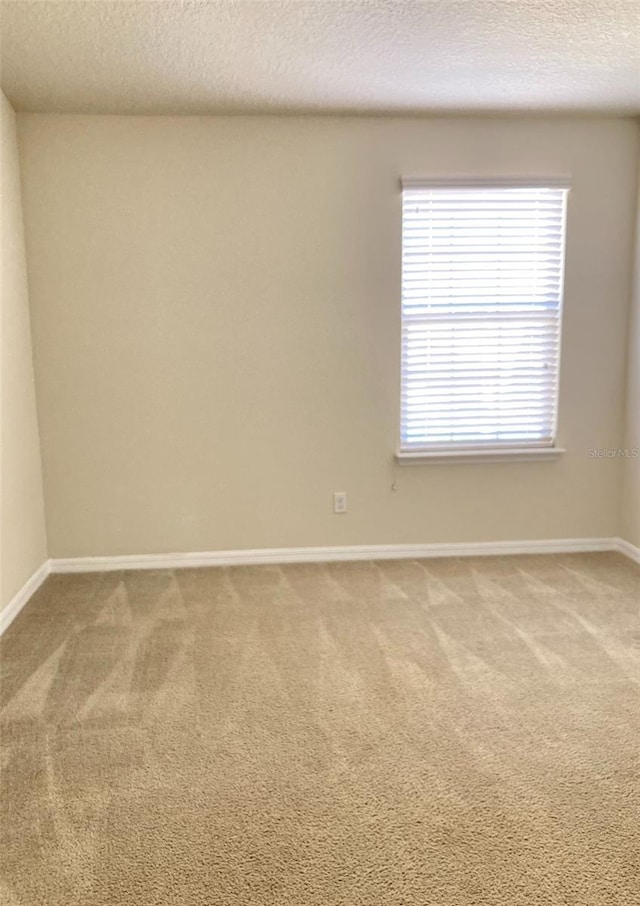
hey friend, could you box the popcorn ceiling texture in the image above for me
[1,553,639,904]
[1,0,639,115]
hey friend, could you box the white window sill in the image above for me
[396,447,566,465]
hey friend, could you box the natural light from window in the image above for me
[399,180,569,459]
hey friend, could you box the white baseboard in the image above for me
[0,560,50,635]
[3,539,635,633]
[50,536,622,575]
[614,537,640,565]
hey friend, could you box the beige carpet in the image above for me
[1,553,639,905]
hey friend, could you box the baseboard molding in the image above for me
[4,540,634,630]
[50,537,623,575]
[614,537,640,565]
[0,560,50,635]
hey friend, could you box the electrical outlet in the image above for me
[333,492,347,514]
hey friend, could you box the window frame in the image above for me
[396,177,569,465]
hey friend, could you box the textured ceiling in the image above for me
[1,0,639,115]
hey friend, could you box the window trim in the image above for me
[398,177,570,462]
[401,177,571,190]
[395,446,566,465]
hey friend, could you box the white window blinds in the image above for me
[400,180,569,454]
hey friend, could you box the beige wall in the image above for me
[17,114,638,558]
[0,92,47,607]
[621,161,640,549]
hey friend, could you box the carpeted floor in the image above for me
[0,553,639,905]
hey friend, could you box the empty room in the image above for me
[1,1,639,903]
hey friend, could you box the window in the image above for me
[399,179,569,462]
